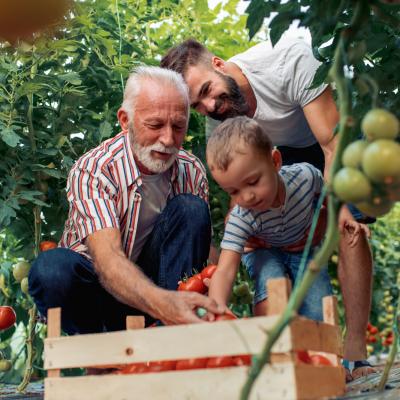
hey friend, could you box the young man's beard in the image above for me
[208,72,249,121]
[128,123,179,174]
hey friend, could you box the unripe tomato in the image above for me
[333,168,372,203]
[342,140,368,169]
[21,277,29,294]
[12,261,31,282]
[0,359,12,372]
[361,108,399,141]
[356,199,394,218]
[0,306,16,330]
[39,241,58,252]
[362,140,400,184]
[233,282,251,297]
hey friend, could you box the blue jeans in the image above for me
[29,194,211,334]
[242,247,332,321]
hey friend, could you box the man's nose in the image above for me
[159,125,175,147]
[203,98,216,114]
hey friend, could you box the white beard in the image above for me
[129,126,179,174]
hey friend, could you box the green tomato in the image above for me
[12,261,31,282]
[355,198,394,218]
[361,108,399,141]
[362,140,400,184]
[342,140,368,169]
[333,167,372,203]
[0,359,12,372]
[233,282,251,297]
[21,277,29,294]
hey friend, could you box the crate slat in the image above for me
[45,316,291,369]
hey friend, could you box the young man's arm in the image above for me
[208,249,242,309]
[302,86,339,181]
[86,227,221,325]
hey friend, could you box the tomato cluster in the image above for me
[333,108,400,217]
[115,353,252,375]
[295,351,332,366]
[177,264,217,294]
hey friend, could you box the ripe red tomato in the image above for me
[200,264,217,281]
[119,362,149,374]
[233,354,252,366]
[215,313,237,321]
[39,241,58,252]
[175,358,208,370]
[296,350,312,364]
[178,276,207,293]
[383,336,393,346]
[310,354,332,366]
[0,306,16,331]
[147,360,176,372]
[369,326,379,335]
[206,356,236,368]
[367,336,377,343]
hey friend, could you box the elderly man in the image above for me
[29,66,221,333]
[161,39,374,380]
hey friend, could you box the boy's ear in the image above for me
[211,56,226,73]
[271,148,282,172]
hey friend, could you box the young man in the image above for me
[29,66,221,334]
[207,117,338,320]
[162,39,374,380]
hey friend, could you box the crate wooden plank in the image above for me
[267,277,291,315]
[46,308,61,378]
[45,364,298,400]
[290,317,343,356]
[45,316,292,369]
[322,296,341,366]
[296,364,346,399]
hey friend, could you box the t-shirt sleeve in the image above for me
[303,163,324,195]
[66,165,120,241]
[283,41,328,107]
[221,207,256,253]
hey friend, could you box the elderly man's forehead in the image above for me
[136,79,187,102]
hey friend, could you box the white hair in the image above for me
[121,66,190,121]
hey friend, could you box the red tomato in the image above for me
[233,354,252,366]
[119,362,149,374]
[215,313,237,321]
[39,241,58,252]
[175,358,208,370]
[206,356,236,368]
[310,355,332,366]
[0,306,16,330]
[367,322,373,332]
[383,337,393,346]
[178,276,207,293]
[369,326,379,335]
[367,336,377,343]
[147,360,176,372]
[296,350,312,364]
[200,264,217,281]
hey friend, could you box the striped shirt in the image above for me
[221,163,323,253]
[59,131,208,259]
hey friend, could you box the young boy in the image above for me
[206,116,333,321]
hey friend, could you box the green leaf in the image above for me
[269,11,299,46]
[246,0,275,39]
[0,202,17,227]
[99,121,113,140]
[1,127,21,147]
[58,72,82,86]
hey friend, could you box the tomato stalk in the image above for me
[240,2,368,398]
[377,288,400,391]
[17,61,40,393]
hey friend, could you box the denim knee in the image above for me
[168,194,210,225]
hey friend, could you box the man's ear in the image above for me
[211,56,226,73]
[271,148,282,172]
[117,108,129,131]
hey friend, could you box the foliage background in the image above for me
[0,0,399,384]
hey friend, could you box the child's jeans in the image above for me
[242,247,332,321]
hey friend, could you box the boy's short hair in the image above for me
[207,116,273,171]
[160,39,213,76]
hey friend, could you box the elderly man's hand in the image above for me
[155,290,223,325]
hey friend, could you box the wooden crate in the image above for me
[44,278,346,399]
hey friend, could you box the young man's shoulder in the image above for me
[280,162,322,180]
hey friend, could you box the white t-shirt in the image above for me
[207,39,327,148]
[130,171,170,262]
